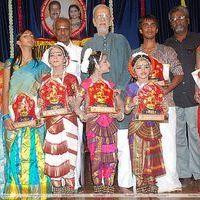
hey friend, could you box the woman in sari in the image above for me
[0,62,6,195]
[2,30,50,196]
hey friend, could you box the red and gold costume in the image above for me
[40,72,79,191]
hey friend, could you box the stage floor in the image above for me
[1,153,200,199]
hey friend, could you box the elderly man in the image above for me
[42,17,83,191]
[166,6,200,189]
[133,14,183,192]
[82,4,134,193]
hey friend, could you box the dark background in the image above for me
[0,0,199,61]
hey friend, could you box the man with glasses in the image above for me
[133,14,183,193]
[82,4,134,193]
[166,6,200,190]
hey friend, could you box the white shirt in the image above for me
[42,41,82,83]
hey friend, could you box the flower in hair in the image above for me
[81,48,93,73]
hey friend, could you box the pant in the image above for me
[117,129,135,188]
[176,106,200,180]
[74,118,84,189]
[157,107,182,192]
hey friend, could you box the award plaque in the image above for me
[149,57,170,87]
[87,81,117,113]
[135,82,168,121]
[192,69,200,88]
[39,79,72,117]
[12,93,38,128]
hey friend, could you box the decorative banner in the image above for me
[41,0,86,39]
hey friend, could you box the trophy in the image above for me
[12,93,38,128]
[39,79,72,117]
[149,56,170,87]
[135,82,168,121]
[86,81,117,113]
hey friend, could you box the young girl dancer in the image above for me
[39,45,79,194]
[125,53,166,194]
[75,50,124,193]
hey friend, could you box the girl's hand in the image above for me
[68,96,75,111]
[37,98,44,108]
[110,111,124,121]
[127,96,138,110]
[114,89,121,97]
[78,111,97,122]
[35,118,45,128]
[4,118,16,131]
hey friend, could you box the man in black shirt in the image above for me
[165,5,200,189]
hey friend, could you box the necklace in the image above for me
[20,57,32,66]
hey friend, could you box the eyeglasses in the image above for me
[170,15,186,23]
[95,14,110,21]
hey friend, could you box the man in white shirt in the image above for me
[42,17,83,190]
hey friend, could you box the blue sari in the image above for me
[4,59,50,197]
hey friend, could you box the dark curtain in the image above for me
[145,0,180,43]
[86,0,102,37]
[187,0,200,32]
[113,0,140,49]
[21,0,43,37]
[0,1,9,61]
[1,0,200,61]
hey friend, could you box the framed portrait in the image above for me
[135,82,168,121]
[86,81,117,114]
[41,0,86,39]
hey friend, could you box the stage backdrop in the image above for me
[0,0,200,61]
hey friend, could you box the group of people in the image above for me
[0,3,200,197]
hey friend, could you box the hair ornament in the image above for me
[81,48,93,73]
[128,51,150,78]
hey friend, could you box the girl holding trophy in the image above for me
[39,45,79,194]
[125,52,167,194]
[75,49,124,193]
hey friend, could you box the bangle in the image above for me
[2,114,11,121]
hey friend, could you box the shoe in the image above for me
[179,178,193,188]
[194,179,200,192]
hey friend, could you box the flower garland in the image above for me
[109,0,114,32]
[8,0,14,58]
